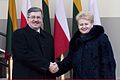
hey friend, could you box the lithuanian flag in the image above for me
[42,0,51,34]
[72,0,82,35]
[5,0,18,61]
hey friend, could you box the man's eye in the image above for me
[37,17,41,19]
[31,16,35,19]
[29,16,41,19]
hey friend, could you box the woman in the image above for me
[57,11,116,79]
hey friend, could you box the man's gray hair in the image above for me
[27,7,43,18]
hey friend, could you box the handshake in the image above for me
[49,62,59,73]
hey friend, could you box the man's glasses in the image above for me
[28,16,41,20]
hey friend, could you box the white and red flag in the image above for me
[21,0,31,28]
[89,0,101,25]
[54,0,70,59]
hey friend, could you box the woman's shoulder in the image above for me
[98,33,111,46]
[99,33,109,41]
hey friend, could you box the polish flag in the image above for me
[89,0,101,25]
[54,0,70,59]
[21,0,31,28]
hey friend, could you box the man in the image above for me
[12,7,58,79]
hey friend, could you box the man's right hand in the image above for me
[49,62,59,73]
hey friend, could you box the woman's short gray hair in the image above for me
[76,11,94,23]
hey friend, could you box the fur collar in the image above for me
[72,25,104,42]
[70,25,104,51]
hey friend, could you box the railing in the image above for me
[0,48,5,53]
[0,48,8,66]
[0,60,8,67]
[0,32,8,67]
[0,32,6,37]
[0,32,8,78]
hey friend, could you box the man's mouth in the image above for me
[33,21,39,24]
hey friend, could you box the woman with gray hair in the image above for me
[55,11,116,79]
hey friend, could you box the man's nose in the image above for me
[34,17,38,21]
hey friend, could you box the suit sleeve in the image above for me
[12,30,50,73]
[56,40,74,76]
[99,34,116,79]
[56,52,73,76]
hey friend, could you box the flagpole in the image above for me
[7,59,10,80]
[6,61,8,80]
[10,56,13,80]
[61,54,65,80]
[7,56,13,80]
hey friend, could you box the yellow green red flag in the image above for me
[5,0,18,61]
[72,0,82,35]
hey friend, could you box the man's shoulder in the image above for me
[41,30,53,37]
[13,28,26,35]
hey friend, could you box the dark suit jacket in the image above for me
[12,25,55,79]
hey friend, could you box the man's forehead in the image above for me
[29,12,42,16]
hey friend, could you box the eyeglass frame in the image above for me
[28,16,42,20]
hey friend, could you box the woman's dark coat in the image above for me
[57,25,116,79]
[12,25,55,79]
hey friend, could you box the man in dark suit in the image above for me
[12,7,58,79]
